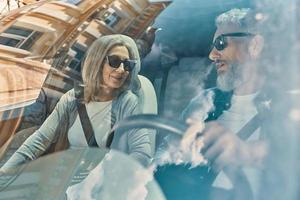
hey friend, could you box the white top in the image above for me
[213,92,262,199]
[68,101,112,149]
[217,93,259,140]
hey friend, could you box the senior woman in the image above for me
[1,34,153,170]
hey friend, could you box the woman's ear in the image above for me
[248,34,264,59]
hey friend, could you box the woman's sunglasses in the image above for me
[106,55,136,72]
[211,32,255,51]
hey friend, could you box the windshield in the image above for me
[0,0,299,200]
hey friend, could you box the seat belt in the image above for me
[205,113,263,185]
[76,100,99,148]
[76,99,114,148]
[74,81,114,148]
[74,80,105,148]
[237,113,262,140]
[158,68,171,115]
[105,110,115,148]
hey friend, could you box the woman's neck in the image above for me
[94,87,116,101]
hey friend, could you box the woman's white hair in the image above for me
[81,34,141,103]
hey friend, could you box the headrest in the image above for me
[178,57,208,71]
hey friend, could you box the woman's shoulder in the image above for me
[117,90,139,103]
[57,89,77,109]
[61,89,76,101]
[112,90,139,115]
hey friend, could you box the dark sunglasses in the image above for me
[106,55,136,72]
[211,32,255,51]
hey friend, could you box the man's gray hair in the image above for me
[216,8,258,32]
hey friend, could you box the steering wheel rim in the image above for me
[112,114,253,200]
[111,114,187,136]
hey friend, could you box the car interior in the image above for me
[0,0,299,200]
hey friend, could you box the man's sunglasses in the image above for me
[106,55,136,72]
[211,32,255,51]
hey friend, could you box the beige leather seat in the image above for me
[137,75,158,157]
[138,75,158,114]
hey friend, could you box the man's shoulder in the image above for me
[190,87,232,101]
[181,88,233,121]
[181,88,215,121]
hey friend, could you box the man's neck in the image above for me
[234,71,265,96]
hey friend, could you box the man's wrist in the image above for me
[248,141,268,168]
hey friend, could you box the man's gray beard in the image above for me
[216,63,243,92]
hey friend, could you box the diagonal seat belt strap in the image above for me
[237,113,261,140]
[76,100,99,147]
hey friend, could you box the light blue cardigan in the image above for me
[2,89,152,170]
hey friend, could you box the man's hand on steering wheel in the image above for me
[184,120,255,172]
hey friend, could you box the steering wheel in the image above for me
[112,114,253,200]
